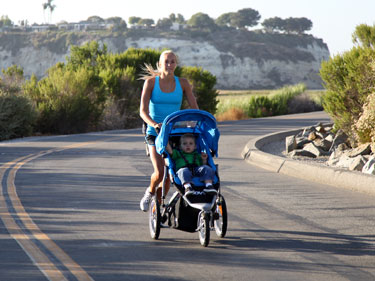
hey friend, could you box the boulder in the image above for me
[348,155,367,171]
[288,149,317,158]
[347,143,372,158]
[285,135,297,153]
[329,129,349,152]
[308,131,317,141]
[296,137,311,149]
[362,157,375,175]
[313,138,332,152]
[303,142,328,157]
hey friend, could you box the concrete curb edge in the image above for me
[241,129,375,195]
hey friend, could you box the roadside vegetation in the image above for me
[0,43,218,140]
[215,84,324,121]
[320,23,375,149]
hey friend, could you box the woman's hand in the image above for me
[154,123,162,134]
[201,152,208,164]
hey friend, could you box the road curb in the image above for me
[241,129,375,195]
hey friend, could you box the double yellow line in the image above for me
[0,135,133,280]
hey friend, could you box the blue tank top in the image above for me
[147,76,183,136]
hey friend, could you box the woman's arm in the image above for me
[139,78,161,129]
[180,78,199,109]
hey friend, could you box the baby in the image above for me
[166,133,216,195]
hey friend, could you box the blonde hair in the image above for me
[139,50,178,80]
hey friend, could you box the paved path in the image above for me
[1,111,374,281]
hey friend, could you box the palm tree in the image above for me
[42,0,56,23]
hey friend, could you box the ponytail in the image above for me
[138,50,178,80]
[139,62,161,80]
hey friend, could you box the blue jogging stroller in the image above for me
[148,109,227,247]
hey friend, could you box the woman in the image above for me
[139,50,198,212]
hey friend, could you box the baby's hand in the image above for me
[201,152,208,160]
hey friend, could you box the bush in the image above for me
[21,43,219,135]
[353,92,375,144]
[247,83,306,117]
[320,46,375,139]
[0,90,36,140]
[270,83,306,115]
[179,66,218,114]
[248,96,273,117]
[23,65,106,134]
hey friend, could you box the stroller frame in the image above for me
[148,109,228,247]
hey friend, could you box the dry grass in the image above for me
[216,108,247,122]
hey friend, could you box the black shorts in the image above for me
[145,134,156,146]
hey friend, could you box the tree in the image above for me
[230,8,260,29]
[262,17,284,33]
[87,15,104,23]
[139,18,154,27]
[169,13,176,22]
[128,16,141,25]
[156,18,172,30]
[215,12,235,27]
[187,13,216,30]
[352,24,375,48]
[284,17,312,34]
[42,0,56,23]
[176,14,185,24]
[0,15,13,27]
[106,17,127,30]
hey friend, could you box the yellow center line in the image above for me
[0,136,127,281]
[0,164,67,281]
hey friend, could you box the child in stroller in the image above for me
[146,109,227,247]
[165,133,217,197]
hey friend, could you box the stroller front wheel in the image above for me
[149,196,161,239]
[198,212,210,247]
[214,195,227,238]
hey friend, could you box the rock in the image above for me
[308,131,317,141]
[313,138,332,152]
[348,156,367,171]
[296,137,311,149]
[303,142,329,157]
[328,154,357,168]
[315,122,326,134]
[285,135,297,153]
[288,149,317,158]
[347,143,372,158]
[301,127,315,138]
[329,129,349,152]
[362,157,375,175]
[325,133,334,143]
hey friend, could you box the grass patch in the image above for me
[215,84,325,121]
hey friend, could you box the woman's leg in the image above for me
[150,146,171,202]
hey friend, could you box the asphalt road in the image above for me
[1,111,374,281]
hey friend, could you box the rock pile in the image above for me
[285,123,375,175]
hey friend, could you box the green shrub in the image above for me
[320,46,375,139]
[0,90,36,140]
[21,43,219,134]
[179,66,218,114]
[270,83,306,115]
[23,65,106,134]
[247,83,306,117]
[248,96,273,117]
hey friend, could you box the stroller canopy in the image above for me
[155,109,220,156]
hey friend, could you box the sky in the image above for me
[1,0,374,56]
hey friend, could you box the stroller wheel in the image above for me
[198,212,210,247]
[149,196,161,239]
[214,195,227,238]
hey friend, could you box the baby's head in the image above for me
[180,134,196,153]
